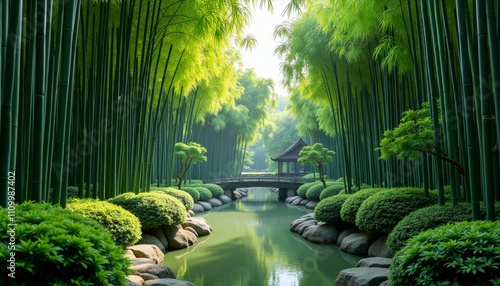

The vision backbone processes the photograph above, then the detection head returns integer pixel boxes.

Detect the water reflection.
[163,187,361,286]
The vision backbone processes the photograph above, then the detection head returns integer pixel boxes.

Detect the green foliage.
[390,220,500,286]
[203,184,225,197]
[190,186,213,201]
[319,183,347,200]
[340,188,384,224]
[314,194,351,224]
[181,187,200,202]
[297,181,319,197]
[378,103,434,160]
[174,142,208,189]
[298,143,336,185]
[305,183,326,200]
[109,192,186,230]
[356,187,436,234]
[0,202,130,285]
[67,198,142,248]
[153,188,195,211]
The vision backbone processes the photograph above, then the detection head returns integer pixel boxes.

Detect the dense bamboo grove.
[278,0,500,219]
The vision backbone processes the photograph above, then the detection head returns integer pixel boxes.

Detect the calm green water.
[163,187,362,286]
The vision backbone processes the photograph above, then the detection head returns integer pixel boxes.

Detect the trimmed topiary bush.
[181,186,200,202]
[319,183,347,200]
[297,181,319,197]
[191,186,212,201]
[340,188,384,224]
[67,198,142,248]
[314,194,351,224]
[387,203,474,253]
[203,184,224,197]
[389,220,500,286]
[154,188,195,211]
[305,183,326,200]
[356,187,436,234]
[109,192,186,230]
[0,202,130,285]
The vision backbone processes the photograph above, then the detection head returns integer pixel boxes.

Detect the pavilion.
[271,138,311,176]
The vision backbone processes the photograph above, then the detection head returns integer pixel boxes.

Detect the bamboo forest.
[1,0,500,286]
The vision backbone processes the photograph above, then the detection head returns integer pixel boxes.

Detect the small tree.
[377,102,464,174]
[174,142,207,189]
[298,143,335,187]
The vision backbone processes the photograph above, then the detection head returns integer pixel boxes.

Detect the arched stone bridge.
[203,175,314,199]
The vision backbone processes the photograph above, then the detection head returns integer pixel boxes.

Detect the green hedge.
[203,184,225,197]
[181,186,200,202]
[314,194,351,224]
[356,187,436,234]
[390,220,500,286]
[0,202,130,285]
[67,198,142,248]
[190,186,212,201]
[154,188,195,211]
[387,203,473,253]
[340,188,384,224]
[109,192,186,230]
[305,183,326,200]
[319,183,344,200]
[297,181,319,197]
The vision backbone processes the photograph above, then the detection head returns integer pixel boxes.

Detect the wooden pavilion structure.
[271,138,310,176]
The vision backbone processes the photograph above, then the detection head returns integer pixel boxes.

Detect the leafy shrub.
[319,183,346,200]
[191,186,212,201]
[0,202,130,285]
[109,192,186,229]
[389,220,500,286]
[203,184,224,197]
[297,181,319,197]
[356,187,436,234]
[67,198,142,247]
[387,203,473,253]
[314,194,351,224]
[340,188,384,224]
[181,186,200,202]
[305,183,326,200]
[154,188,195,211]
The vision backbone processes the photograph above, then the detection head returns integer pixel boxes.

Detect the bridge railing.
[203,175,315,184]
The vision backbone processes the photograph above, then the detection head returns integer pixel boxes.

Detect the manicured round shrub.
[356,187,436,234]
[0,202,130,285]
[319,183,346,200]
[340,188,384,224]
[297,181,319,197]
[181,186,200,202]
[192,186,212,201]
[203,183,225,197]
[314,194,351,224]
[305,183,326,200]
[154,187,195,211]
[109,192,186,229]
[387,203,473,253]
[389,220,500,286]
[67,198,142,247]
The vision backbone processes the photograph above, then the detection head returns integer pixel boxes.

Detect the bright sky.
[240,1,296,97]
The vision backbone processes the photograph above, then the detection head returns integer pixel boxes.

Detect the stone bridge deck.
[203,176,314,196]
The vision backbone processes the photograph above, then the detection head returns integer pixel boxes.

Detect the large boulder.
[163,224,198,249]
[182,217,212,236]
[302,224,338,244]
[127,244,165,264]
[137,234,165,253]
[197,201,212,211]
[124,249,136,260]
[289,213,315,232]
[305,200,319,209]
[300,199,311,206]
[340,232,377,255]
[130,264,176,279]
[335,267,389,286]
[147,227,169,250]
[356,257,392,268]
[368,235,392,258]
[217,195,232,204]
[129,258,156,266]
[127,275,144,286]
[144,278,197,286]
[291,197,304,205]
[207,198,222,207]
[337,227,361,246]
[286,195,301,204]
[191,203,205,213]
[295,220,318,235]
